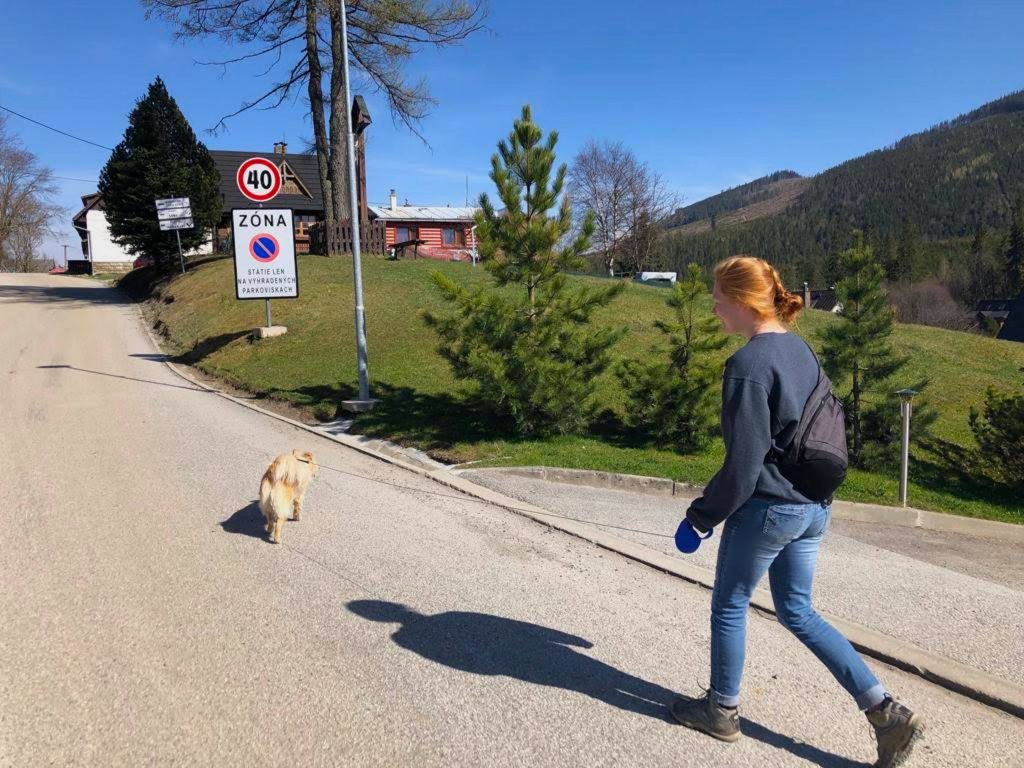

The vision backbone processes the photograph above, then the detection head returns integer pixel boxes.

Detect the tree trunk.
[305,0,335,251]
[852,364,862,462]
[328,2,352,232]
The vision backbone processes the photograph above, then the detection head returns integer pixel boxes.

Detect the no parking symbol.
[249,233,281,263]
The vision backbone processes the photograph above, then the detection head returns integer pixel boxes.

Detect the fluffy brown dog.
[259,450,319,544]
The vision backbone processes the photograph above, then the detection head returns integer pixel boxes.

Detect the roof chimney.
[273,141,288,155]
[389,189,397,211]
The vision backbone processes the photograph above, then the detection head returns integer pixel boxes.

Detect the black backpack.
[770,344,849,503]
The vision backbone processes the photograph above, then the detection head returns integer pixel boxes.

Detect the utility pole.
[340,1,375,412]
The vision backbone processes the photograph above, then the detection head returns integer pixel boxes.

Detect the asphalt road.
[2,273,1022,767]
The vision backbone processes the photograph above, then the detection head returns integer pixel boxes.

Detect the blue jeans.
[709,498,887,710]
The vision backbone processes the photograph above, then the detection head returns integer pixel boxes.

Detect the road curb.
[463,466,1024,543]
[134,307,1024,721]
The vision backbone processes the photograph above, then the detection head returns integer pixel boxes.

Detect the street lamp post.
[896,388,918,507]
[339,2,376,412]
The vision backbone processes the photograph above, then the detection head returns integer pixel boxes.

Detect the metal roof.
[976,298,1015,312]
[369,205,479,222]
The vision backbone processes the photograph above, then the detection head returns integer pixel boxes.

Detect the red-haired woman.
[670,256,922,768]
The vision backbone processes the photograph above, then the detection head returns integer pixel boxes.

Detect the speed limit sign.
[236,157,282,203]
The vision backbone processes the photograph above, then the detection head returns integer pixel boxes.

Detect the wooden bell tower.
[351,95,372,226]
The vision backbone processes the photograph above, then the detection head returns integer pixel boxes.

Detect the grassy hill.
[661,90,1024,279]
[141,255,1024,523]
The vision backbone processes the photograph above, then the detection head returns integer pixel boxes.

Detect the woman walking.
[670,256,923,768]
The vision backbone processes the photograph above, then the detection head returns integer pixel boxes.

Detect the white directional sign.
[236,157,282,203]
[155,197,190,210]
[159,217,194,231]
[157,205,192,221]
[155,197,193,229]
[232,208,298,300]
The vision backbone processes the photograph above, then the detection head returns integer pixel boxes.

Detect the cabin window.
[442,226,464,246]
[396,226,417,243]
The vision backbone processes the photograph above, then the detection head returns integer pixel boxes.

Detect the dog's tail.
[259,474,294,521]
[265,453,301,486]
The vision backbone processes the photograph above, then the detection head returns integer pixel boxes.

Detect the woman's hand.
[675,519,713,553]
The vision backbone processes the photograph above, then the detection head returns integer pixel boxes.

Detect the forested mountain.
[660,90,1024,286]
[663,171,803,230]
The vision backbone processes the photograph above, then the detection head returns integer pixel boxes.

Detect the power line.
[0,104,113,152]
[54,176,98,183]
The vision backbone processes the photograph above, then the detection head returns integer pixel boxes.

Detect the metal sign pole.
[175,229,185,274]
[265,299,272,328]
[340,2,371,406]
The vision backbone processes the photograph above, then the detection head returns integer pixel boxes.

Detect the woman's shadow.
[347,599,674,720]
[346,600,869,767]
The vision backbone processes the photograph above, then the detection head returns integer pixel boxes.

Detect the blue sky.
[3,0,1024,264]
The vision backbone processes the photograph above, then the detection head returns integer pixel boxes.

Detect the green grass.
[144,255,1024,523]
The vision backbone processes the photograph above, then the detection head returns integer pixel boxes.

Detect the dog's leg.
[269,515,283,544]
[291,496,303,522]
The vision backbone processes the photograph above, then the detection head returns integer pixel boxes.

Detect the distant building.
[996,290,1024,343]
[801,283,842,313]
[70,193,135,274]
[370,190,479,262]
[975,297,1015,333]
[209,143,325,254]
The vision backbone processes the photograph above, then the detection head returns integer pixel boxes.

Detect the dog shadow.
[221,501,268,541]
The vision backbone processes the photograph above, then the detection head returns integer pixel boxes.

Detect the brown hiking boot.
[866,698,923,768]
[669,692,742,743]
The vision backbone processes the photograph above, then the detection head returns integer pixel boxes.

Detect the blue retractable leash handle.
[675,519,713,553]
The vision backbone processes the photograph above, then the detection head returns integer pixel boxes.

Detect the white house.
[70,193,135,274]
[70,192,212,274]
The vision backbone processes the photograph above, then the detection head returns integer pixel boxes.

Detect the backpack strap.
[767,335,826,461]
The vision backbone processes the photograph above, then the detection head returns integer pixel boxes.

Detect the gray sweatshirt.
[686,331,820,532]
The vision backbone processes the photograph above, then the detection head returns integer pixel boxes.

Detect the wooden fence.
[309,220,387,256]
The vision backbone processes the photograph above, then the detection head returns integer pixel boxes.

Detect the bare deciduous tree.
[144,0,486,245]
[618,162,676,275]
[567,140,677,276]
[9,226,45,273]
[889,278,977,332]
[0,116,60,271]
[567,140,632,275]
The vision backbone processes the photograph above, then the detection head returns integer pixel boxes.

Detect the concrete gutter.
[465,466,1024,544]
[137,310,1024,720]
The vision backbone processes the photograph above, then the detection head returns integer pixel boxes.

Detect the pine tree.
[99,77,221,271]
[618,264,728,451]
[818,231,932,467]
[1005,203,1024,294]
[879,231,900,282]
[971,220,987,258]
[895,219,921,283]
[970,367,1024,490]
[423,106,625,435]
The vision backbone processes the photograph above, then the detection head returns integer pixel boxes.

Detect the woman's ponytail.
[767,265,804,323]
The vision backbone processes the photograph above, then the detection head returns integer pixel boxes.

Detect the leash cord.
[303,459,677,540]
